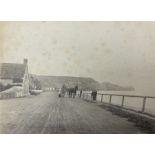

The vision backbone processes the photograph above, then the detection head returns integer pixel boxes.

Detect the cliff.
[36,75,134,91]
[37,75,99,90]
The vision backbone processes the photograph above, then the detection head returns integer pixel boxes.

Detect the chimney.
[23,58,28,65]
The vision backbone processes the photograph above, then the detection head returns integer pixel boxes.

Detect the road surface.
[0,92,143,133]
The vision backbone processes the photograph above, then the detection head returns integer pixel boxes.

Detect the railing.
[82,92,155,115]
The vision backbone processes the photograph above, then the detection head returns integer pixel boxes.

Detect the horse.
[67,85,78,98]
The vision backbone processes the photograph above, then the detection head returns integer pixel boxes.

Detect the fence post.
[101,94,103,103]
[109,95,112,104]
[121,96,125,107]
[142,97,147,112]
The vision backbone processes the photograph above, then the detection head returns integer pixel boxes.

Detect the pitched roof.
[0,63,26,79]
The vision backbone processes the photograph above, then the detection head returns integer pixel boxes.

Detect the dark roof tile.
[0,63,26,79]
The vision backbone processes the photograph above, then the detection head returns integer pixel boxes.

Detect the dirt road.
[0,92,143,133]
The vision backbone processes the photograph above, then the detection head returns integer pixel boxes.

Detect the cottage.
[0,59,30,96]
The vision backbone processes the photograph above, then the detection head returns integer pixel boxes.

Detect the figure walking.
[91,89,97,101]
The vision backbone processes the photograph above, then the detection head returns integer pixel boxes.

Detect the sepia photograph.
[0,21,155,134]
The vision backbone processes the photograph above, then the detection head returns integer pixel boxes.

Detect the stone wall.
[0,86,26,99]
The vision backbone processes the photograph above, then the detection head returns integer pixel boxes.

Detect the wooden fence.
[82,92,155,115]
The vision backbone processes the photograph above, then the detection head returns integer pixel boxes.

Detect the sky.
[0,22,155,94]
